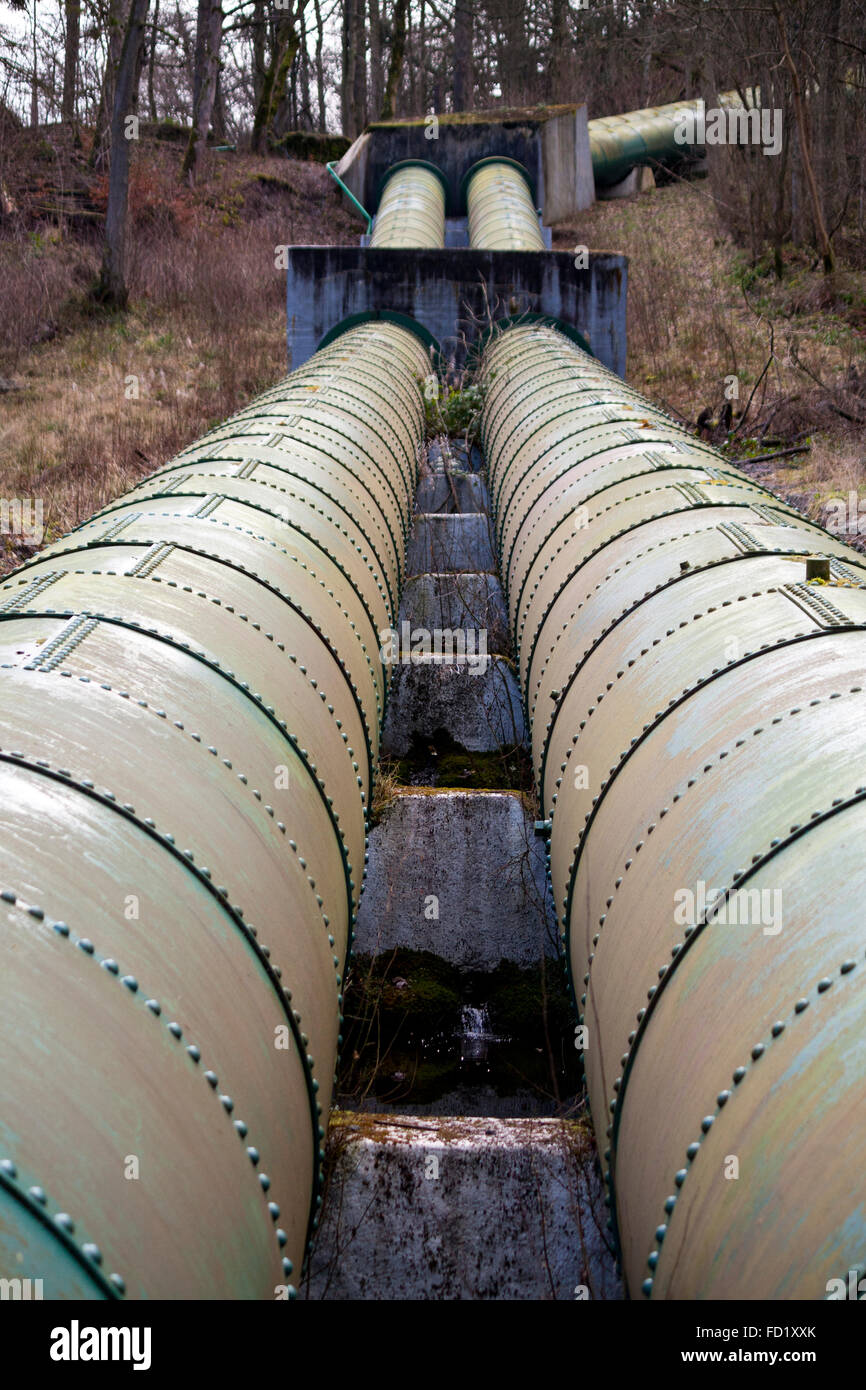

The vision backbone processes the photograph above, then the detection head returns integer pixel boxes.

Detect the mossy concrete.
[381,656,525,755]
[303,1113,622,1300]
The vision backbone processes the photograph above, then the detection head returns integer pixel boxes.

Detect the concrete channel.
[303,434,622,1301]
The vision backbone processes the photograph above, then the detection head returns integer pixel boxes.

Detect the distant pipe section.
[588,92,746,189]
[480,320,866,1299]
[465,158,545,251]
[0,319,430,1298]
[369,161,446,248]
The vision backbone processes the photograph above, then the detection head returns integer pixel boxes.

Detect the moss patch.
[390,730,533,791]
[368,103,581,131]
[486,960,574,1040]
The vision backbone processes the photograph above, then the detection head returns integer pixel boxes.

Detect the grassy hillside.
[0,130,358,572]
[1,128,864,576]
[553,184,866,544]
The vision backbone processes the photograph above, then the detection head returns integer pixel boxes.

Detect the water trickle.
[459,1003,496,1060]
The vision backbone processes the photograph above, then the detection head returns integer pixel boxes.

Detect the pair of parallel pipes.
[3,137,864,1298]
[370,157,543,250]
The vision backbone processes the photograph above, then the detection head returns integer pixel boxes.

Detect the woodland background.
[1,0,864,573]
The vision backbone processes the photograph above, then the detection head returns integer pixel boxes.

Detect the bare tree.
[181,0,223,180]
[312,0,326,129]
[92,0,151,308]
[62,0,82,123]
[380,0,407,119]
[145,0,159,119]
[369,0,383,116]
[773,0,835,273]
[453,0,472,111]
[90,0,130,167]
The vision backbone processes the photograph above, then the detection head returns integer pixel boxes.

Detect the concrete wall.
[286,247,628,374]
[303,1114,622,1300]
[541,108,595,222]
[354,790,555,968]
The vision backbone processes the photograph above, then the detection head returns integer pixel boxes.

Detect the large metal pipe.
[0,319,429,1299]
[369,160,447,248]
[480,321,866,1299]
[589,92,746,189]
[464,158,545,251]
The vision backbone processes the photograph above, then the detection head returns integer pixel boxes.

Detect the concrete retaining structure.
[334,106,595,222]
[303,1114,622,1301]
[353,789,554,967]
[285,247,628,374]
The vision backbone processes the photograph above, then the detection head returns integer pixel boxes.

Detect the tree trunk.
[298,5,311,128]
[30,1,39,128]
[146,0,159,121]
[369,0,383,116]
[182,0,223,181]
[62,0,82,124]
[93,0,151,309]
[251,13,302,152]
[212,68,227,142]
[341,0,353,134]
[252,0,267,109]
[380,0,407,119]
[418,0,425,114]
[191,0,208,112]
[351,0,367,132]
[773,0,835,273]
[90,0,130,168]
[313,0,326,130]
[453,0,472,112]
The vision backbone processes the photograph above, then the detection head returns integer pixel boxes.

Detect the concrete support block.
[541,105,595,219]
[406,513,496,574]
[333,131,371,217]
[335,106,593,223]
[354,789,554,966]
[303,1114,622,1300]
[597,163,655,200]
[415,471,489,513]
[381,655,525,756]
[286,247,628,376]
[398,573,509,654]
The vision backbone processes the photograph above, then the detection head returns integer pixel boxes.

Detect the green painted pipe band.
[0,319,429,1299]
[480,320,866,1300]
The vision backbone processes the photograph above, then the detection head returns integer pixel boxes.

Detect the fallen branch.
[731,445,811,467]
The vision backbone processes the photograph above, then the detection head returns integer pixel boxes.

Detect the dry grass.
[553,179,866,530]
[0,134,359,573]
[3,139,864,574]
